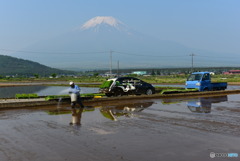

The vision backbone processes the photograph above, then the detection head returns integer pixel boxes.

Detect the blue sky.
[0,0,239,64]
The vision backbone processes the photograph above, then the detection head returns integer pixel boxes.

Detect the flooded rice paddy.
[0,84,239,98]
[0,86,99,98]
[0,94,240,161]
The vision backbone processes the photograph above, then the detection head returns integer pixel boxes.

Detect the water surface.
[0,86,99,98]
[0,84,239,98]
[0,94,240,161]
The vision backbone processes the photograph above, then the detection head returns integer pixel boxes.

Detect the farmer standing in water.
[69,81,84,108]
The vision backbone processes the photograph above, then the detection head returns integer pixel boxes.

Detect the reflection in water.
[48,102,154,122]
[69,108,84,126]
[187,96,228,113]
[100,102,154,121]
[48,95,229,126]
[162,95,228,113]
[47,101,153,126]
[48,106,95,115]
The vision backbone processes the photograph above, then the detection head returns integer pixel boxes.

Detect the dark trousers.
[71,95,84,108]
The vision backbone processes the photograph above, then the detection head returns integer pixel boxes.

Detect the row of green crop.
[160,88,198,94]
[45,93,105,101]
[2,72,240,84]
[15,93,39,99]
[15,89,199,99]
[15,93,105,100]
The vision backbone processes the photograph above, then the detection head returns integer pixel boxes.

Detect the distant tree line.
[90,67,240,76]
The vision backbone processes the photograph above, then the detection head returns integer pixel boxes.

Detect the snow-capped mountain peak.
[81,16,124,30]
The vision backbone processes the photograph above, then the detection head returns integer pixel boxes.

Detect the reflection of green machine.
[100,109,117,121]
[161,98,185,105]
[100,101,154,121]
[187,95,228,113]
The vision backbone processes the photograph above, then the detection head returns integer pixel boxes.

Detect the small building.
[223,70,240,75]
[132,71,147,75]
[103,73,117,77]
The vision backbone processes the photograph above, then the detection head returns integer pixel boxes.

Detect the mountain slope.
[10,16,240,69]
[0,55,75,76]
[81,16,125,30]
[13,16,191,69]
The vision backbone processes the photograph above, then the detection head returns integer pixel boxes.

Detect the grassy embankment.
[1,74,240,87]
[10,74,240,98]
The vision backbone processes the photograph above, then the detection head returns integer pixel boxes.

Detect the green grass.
[160,88,199,94]
[44,95,69,101]
[15,93,38,99]
[81,93,105,97]
[2,73,240,85]
[45,93,105,101]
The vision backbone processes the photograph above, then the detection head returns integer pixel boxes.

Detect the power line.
[1,48,240,60]
[109,50,113,76]
[197,55,240,59]
[114,51,187,57]
[0,48,107,55]
[0,48,193,58]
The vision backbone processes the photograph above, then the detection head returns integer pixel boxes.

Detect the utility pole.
[109,50,113,76]
[117,60,119,77]
[190,53,195,72]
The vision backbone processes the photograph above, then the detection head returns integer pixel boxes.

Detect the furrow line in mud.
[138,113,240,136]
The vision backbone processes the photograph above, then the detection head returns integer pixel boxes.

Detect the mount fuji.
[80,16,129,33]
[10,16,238,70]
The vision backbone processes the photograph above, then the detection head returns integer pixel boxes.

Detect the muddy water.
[0,95,240,161]
[0,86,99,98]
[0,84,239,98]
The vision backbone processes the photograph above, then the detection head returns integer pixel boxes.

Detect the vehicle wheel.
[221,87,226,90]
[105,93,112,97]
[145,89,153,95]
[203,88,209,91]
[114,88,124,96]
